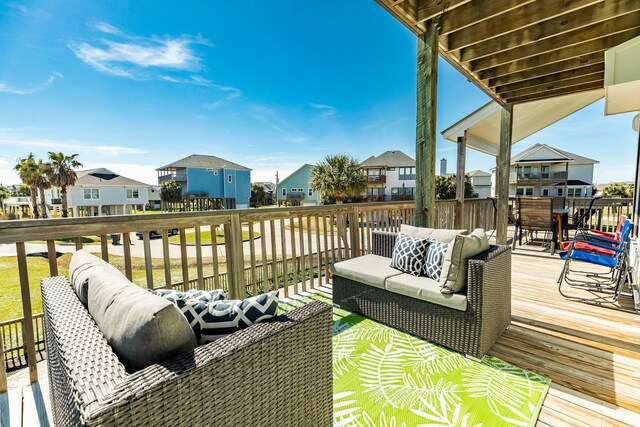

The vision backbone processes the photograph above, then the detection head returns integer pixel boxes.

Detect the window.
[557,188,563,196]
[541,188,550,196]
[308,188,313,196]
[391,187,415,196]
[282,188,287,196]
[567,188,582,197]
[366,168,382,176]
[516,187,533,196]
[398,167,416,180]
[206,168,214,171]
[214,170,218,175]
[228,174,232,183]
[367,188,382,196]
[126,188,139,199]
[83,188,99,200]
[541,165,550,179]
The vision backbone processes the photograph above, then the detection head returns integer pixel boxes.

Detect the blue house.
[277,164,319,206]
[157,154,252,209]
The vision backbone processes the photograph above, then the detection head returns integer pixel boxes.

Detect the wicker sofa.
[41,276,333,427]
[333,230,511,359]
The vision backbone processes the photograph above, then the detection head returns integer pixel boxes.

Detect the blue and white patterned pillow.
[180,291,280,343]
[423,239,449,280]
[390,233,431,276]
[153,289,227,310]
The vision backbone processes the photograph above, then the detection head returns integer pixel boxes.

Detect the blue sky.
[1,0,638,186]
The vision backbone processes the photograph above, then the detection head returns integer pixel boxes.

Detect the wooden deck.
[2,240,639,426]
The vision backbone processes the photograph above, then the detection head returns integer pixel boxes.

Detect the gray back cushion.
[439,228,490,293]
[400,224,467,243]
[69,249,123,305]
[73,251,197,372]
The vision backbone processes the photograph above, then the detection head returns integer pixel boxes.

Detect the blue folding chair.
[557,220,633,306]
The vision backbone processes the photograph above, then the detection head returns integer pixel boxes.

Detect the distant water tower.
[440,158,447,176]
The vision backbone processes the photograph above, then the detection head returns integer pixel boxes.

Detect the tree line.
[2,152,83,218]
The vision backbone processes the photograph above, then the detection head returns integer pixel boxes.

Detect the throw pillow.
[390,233,431,276]
[180,291,280,343]
[439,228,490,294]
[153,289,227,309]
[423,239,449,280]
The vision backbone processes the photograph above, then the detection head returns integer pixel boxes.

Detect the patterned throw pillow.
[390,233,431,276]
[423,239,449,280]
[153,289,227,310]
[180,291,280,343]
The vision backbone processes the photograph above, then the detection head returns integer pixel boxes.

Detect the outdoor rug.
[279,289,550,427]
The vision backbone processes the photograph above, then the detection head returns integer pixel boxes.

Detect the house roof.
[75,168,149,187]
[254,181,276,191]
[467,169,491,177]
[157,154,252,171]
[278,164,314,186]
[360,150,415,168]
[554,180,591,186]
[511,143,599,164]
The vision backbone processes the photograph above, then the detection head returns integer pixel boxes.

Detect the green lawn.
[167,229,258,245]
[0,254,228,321]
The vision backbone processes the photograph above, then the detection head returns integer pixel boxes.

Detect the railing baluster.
[260,221,268,293]
[195,226,204,289]
[248,222,258,296]
[179,228,189,291]
[162,232,172,288]
[359,210,366,255]
[100,234,109,262]
[323,215,330,282]
[142,233,154,289]
[15,242,37,384]
[270,220,278,292]
[210,225,221,290]
[280,218,288,298]
[298,215,306,292]
[306,216,314,289]
[123,233,133,281]
[330,213,336,263]
[46,240,58,277]
[315,215,323,287]
[289,217,298,294]
[75,236,83,250]
[0,324,6,393]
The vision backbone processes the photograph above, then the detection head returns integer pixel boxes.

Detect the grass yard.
[0,254,228,321]
[284,218,329,232]
[167,229,257,245]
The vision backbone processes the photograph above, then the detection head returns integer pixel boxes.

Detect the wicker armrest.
[94,301,333,426]
[372,230,398,257]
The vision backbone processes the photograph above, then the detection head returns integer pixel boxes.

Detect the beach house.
[156,154,252,209]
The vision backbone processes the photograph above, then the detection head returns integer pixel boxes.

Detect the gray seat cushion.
[331,254,403,289]
[81,253,197,372]
[69,249,124,305]
[385,273,468,311]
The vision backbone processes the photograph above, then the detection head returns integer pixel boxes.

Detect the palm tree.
[310,154,367,204]
[35,160,52,218]
[46,152,83,217]
[14,154,40,219]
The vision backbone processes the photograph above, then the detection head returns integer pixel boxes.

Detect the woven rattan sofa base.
[333,231,512,359]
[41,276,333,427]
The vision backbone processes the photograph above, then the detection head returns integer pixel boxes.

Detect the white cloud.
[0,136,146,155]
[249,105,308,144]
[69,23,210,81]
[0,72,62,95]
[309,103,337,118]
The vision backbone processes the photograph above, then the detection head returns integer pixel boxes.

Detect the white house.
[468,170,492,198]
[491,144,598,198]
[361,150,416,201]
[45,168,150,217]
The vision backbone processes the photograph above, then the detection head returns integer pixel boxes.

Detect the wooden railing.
[0,198,497,389]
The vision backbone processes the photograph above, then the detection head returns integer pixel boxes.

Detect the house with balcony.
[157,154,252,209]
[492,143,598,198]
[360,150,416,201]
[43,168,150,217]
[276,164,319,206]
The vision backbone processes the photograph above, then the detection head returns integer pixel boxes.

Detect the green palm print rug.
[279,289,550,427]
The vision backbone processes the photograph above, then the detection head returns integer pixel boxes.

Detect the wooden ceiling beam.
[460,0,640,62]
[416,0,471,24]
[439,0,537,36]
[504,81,604,104]
[373,0,423,35]
[483,52,604,83]
[494,63,605,93]
[448,0,602,51]
[470,26,640,73]
[499,72,604,99]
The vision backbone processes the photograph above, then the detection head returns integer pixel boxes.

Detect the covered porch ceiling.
[374,0,640,105]
[441,89,604,156]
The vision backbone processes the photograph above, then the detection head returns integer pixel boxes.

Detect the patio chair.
[512,197,557,255]
[561,195,603,240]
[557,219,633,306]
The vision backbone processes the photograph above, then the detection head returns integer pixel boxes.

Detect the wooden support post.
[497,104,514,245]
[16,242,38,383]
[415,19,439,228]
[224,214,245,299]
[349,207,360,258]
[456,131,467,229]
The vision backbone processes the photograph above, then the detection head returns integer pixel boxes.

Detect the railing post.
[456,132,467,229]
[224,214,245,299]
[0,325,6,393]
[350,206,360,258]
[16,242,38,384]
